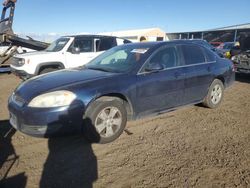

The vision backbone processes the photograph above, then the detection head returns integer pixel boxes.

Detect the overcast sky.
[12,0,250,36]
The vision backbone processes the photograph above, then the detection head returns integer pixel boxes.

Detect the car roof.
[121,40,208,49]
[62,34,124,39]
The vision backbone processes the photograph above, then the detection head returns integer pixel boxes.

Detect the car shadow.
[39,135,98,188]
[235,73,250,84]
[40,101,99,188]
[0,120,27,188]
[5,98,99,187]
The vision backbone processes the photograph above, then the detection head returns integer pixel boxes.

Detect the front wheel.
[39,67,58,75]
[83,97,127,144]
[203,79,224,109]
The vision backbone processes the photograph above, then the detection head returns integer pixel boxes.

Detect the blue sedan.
[8,41,235,143]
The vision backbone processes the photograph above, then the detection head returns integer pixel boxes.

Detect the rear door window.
[95,37,117,52]
[181,45,206,65]
[203,47,216,62]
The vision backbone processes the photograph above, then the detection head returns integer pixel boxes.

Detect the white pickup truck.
[10,35,131,80]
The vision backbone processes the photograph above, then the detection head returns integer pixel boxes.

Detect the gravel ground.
[0,73,250,188]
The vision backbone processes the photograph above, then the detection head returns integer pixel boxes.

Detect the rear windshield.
[181,45,205,65]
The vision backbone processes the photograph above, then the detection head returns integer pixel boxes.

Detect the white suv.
[10,35,131,80]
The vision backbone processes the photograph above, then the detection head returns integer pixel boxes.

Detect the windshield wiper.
[86,66,114,73]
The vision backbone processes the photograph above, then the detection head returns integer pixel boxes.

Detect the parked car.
[217,42,236,58]
[217,42,235,52]
[231,36,250,73]
[10,35,131,80]
[210,42,223,48]
[8,41,235,143]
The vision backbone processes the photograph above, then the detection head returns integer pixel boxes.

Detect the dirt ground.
[0,73,250,188]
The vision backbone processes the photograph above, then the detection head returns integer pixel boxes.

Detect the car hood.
[14,51,55,58]
[15,68,117,101]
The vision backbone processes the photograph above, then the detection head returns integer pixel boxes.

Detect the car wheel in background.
[39,67,58,75]
[203,79,224,109]
[83,97,127,144]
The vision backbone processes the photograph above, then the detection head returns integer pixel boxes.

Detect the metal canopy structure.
[167,23,250,43]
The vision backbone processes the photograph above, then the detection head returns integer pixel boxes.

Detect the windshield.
[85,45,149,73]
[45,37,70,52]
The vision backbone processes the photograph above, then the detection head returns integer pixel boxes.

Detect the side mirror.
[145,62,164,72]
[71,47,80,54]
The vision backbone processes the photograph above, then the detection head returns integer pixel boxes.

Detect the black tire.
[39,67,58,75]
[203,79,224,109]
[83,97,127,144]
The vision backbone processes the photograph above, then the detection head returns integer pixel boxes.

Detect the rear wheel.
[83,97,127,144]
[203,79,224,108]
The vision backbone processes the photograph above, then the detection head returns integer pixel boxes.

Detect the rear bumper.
[235,66,250,73]
[234,61,250,73]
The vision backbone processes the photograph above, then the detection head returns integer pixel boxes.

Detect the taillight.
[232,63,236,72]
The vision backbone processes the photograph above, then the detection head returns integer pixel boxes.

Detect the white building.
[100,28,168,42]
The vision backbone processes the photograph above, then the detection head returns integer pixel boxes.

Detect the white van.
[10,35,131,80]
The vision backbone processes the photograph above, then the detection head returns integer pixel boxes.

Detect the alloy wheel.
[94,106,122,138]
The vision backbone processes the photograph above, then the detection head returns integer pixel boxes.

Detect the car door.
[180,44,214,104]
[136,45,185,116]
[65,37,97,68]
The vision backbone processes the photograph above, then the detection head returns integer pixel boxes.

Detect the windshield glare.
[45,37,70,52]
[86,45,148,73]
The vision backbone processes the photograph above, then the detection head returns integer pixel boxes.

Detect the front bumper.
[8,98,85,137]
[10,67,33,80]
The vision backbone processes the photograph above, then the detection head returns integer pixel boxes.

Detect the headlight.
[12,58,25,67]
[28,90,77,108]
[18,58,25,66]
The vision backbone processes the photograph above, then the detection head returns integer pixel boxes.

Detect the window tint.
[72,38,93,52]
[147,46,178,69]
[203,47,216,62]
[181,45,205,65]
[96,37,117,52]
